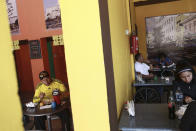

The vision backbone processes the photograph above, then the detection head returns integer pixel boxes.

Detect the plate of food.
[26,102,38,108]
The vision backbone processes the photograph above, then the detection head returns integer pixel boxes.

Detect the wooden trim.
[134,0,180,7]
[98,0,118,131]
[46,37,53,42]
[19,40,28,45]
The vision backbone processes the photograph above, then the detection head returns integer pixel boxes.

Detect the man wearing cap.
[33,71,71,131]
[174,61,196,104]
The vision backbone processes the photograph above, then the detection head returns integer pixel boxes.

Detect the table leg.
[47,115,52,131]
[145,88,148,103]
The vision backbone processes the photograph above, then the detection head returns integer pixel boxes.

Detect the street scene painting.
[145,12,196,65]
[6,0,20,34]
[43,0,62,30]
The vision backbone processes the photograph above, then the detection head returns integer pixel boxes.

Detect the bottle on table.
[51,101,56,109]
[168,90,175,119]
[136,74,145,83]
[52,89,61,106]
[154,75,158,81]
[175,87,183,107]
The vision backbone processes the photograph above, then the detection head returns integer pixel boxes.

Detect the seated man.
[33,71,70,131]
[156,52,175,68]
[134,53,154,79]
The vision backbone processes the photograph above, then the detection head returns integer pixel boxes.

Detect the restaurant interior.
[1,0,196,131]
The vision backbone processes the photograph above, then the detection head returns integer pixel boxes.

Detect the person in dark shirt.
[173,61,196,104]
[173,61,196,131]
[180,101,196,131]
[154,52,174,68]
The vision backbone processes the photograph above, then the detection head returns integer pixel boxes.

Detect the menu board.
[29,40,42,59]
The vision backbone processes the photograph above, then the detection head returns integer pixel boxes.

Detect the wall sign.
[29,40,42,59]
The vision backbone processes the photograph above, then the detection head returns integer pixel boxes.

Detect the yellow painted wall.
[135,0,196,58]
[108,0,133,117]
[59,0,110,131]
[0,0,23,131]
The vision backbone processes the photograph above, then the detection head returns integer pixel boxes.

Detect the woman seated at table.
[135,53,154,80]
[173,61,196,104]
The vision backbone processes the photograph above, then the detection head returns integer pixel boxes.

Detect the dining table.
[133,76,174,86]
[118,104,180,131]
[133,76,174,103]
[23,101,69,131]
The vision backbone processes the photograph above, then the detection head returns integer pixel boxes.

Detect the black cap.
[176,61,192,74]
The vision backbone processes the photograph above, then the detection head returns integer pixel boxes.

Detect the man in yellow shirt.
[33,71,70,131]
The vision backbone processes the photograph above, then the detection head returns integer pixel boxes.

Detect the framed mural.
[6,0,20,34]
[43,0,62,30]
[145,12,196,65]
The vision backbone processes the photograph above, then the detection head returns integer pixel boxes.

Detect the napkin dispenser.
[126,100,135,116]
[175,105,187,119]
[26,102,37,108]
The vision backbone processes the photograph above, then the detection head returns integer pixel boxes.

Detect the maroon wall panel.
[52,45,69,88]
[40,38,50,74]
[14,44,34,93]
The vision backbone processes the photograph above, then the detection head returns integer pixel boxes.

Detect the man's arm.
[59,84,70,101]
[142,73,154,79]
[33,83,45,103]
[53,79,70,101]
[161,57,175,68]
[136,72,154,80]
[33,88,51,105]
[33,89,41,103]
